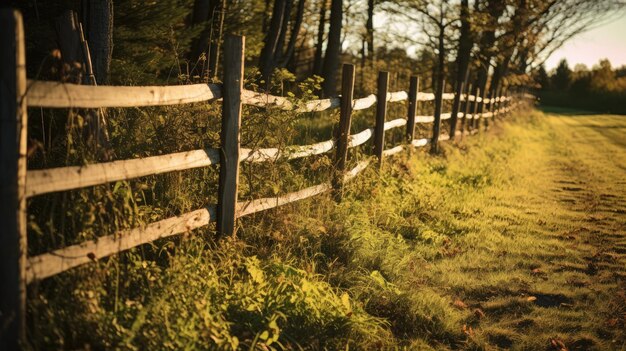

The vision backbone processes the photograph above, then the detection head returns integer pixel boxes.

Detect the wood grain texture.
[374,72,389,166]
[240,139,335,163]
[384,118,407,130]
[26,149,220,197]
[26,80,221,108]
[348,127,373,148]
[241,90,407,112]
[382,145,404,157]
[26,206,216,283]
[216,35,244,236]
[0,10,28,347]
[352,94,376,110]
[386,91,407,102]
[411,138,430,147]
[237,184,331,217]
[406,76,419,142]
[333,64,355,201]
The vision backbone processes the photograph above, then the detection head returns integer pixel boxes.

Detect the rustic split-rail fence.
[0,9,530,347]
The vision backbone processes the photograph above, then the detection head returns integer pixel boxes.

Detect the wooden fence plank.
[382,145,404,157]
[216,35,244,236]
[26,80,222,108]
[26,149,220,197]
[352,94,377,110]
[406,76,419,142]
[0,9,27,348]
[384,118,407,130]
[374,72,389,167]
[332,64,355,202]
[241,140,334,163]
[26,206,216,283]
[348,127,373,148]
[241,90,406,112]
[387,91,407,102]
[238,184,331,217]
[411,138,429,148]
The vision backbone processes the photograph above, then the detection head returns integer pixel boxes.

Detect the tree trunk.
[313,0,327,76]
[278,0,305,67]
[259,0,288,84]
[190,0,218,77]
[275,0,293,63]
[321,0,342,96]
[472,0,505,129]
[82,0,113,84]
[207,0,226,81]
[262,0,272,33]
[365,0,374,63]
[449,0,472,137]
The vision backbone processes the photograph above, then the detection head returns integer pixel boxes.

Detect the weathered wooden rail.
[0,10,526,348]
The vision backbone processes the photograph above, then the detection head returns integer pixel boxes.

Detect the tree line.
[535,59,626,114]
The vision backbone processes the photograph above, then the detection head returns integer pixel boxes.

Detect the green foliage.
[112,0,202,84]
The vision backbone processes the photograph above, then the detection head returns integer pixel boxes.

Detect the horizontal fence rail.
[26,80,506,110]
[27,80,223,108]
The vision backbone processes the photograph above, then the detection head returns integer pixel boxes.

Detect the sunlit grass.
[28,108,626,350]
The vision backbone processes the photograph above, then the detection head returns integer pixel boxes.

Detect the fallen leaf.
[606,318,619,327]
[453,300,468,309]
[462,324,474,337]
[550,338,568,351]
[527,296,537,302]
[474,308,485,319]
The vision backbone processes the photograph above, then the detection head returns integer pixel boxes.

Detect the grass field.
[30,108,626,350]
[396,108,626,350]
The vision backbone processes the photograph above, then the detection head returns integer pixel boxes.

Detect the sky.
[544,12,626,71]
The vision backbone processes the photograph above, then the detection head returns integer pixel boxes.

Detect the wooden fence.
[0,10,528,347]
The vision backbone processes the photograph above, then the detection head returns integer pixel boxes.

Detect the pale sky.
[544,12,626,70]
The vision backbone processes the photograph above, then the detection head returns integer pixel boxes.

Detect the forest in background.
[535,59,626,114]
[13,0,623,97]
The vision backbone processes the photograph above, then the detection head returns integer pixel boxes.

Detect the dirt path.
[538,112,626,348]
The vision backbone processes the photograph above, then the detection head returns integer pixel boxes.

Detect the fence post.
[484,90,492,131]
[431,79,445,153]
[0,9,28,350]
[405,76,418,143]
[373,71,389,168]
[460,83,472,136]
[216,35,244,236]
[472,88,481,131]
[332,64,355,202]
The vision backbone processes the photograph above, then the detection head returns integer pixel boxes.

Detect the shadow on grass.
[537,105,599,116]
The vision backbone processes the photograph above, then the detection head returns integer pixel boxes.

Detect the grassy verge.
[28,109,626,350]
